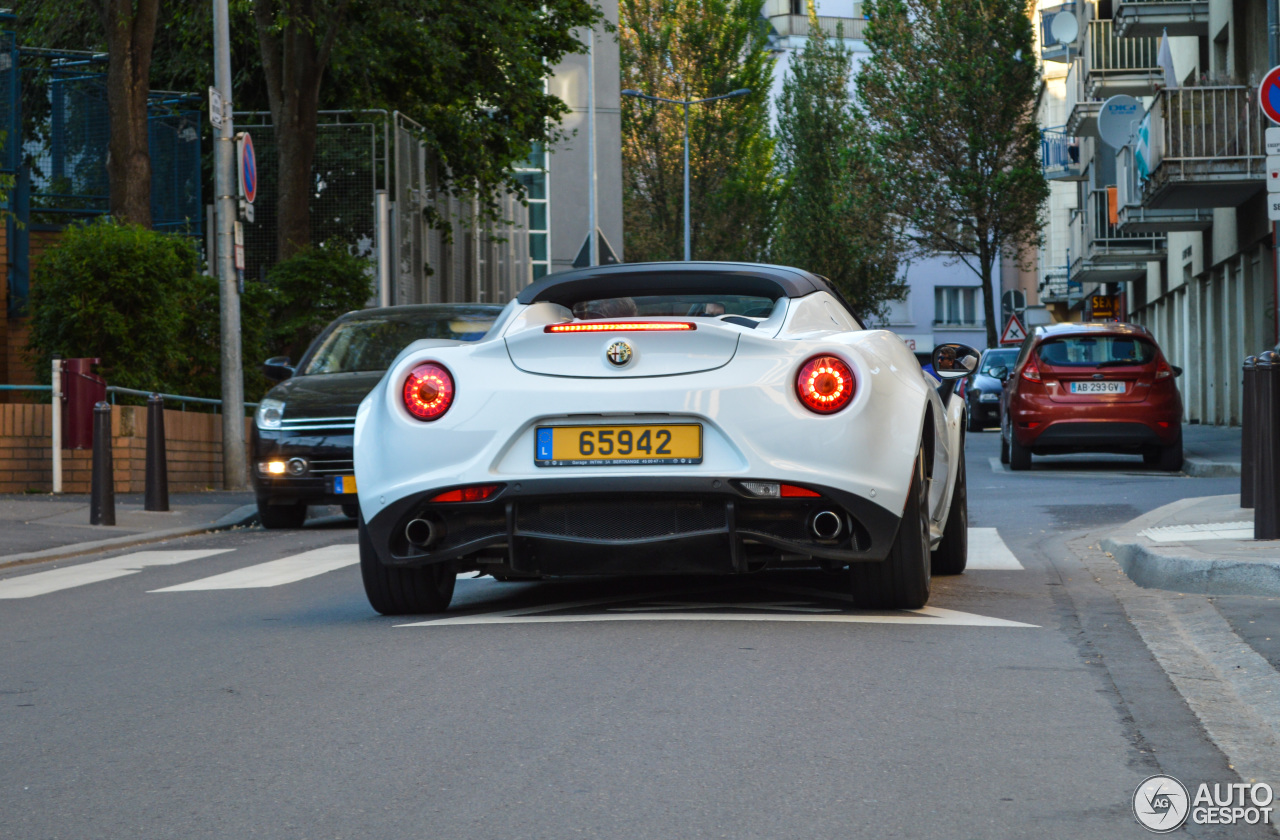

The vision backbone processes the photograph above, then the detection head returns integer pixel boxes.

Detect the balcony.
[767,14,868,39]
[1066,21,1160,136]
[1040,3,1081,63]
[1141,86,1265,209]
[1113,0,1209,39]
[1114,143,1213,232]
[1069,189,1165,284]
[1042,127,1085,181]
[1083,20,1160,98]
[1040,270,1084,304]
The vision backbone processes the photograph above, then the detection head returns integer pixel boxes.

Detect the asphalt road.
[1,432,1275,839]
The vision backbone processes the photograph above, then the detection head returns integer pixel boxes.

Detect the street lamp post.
[621,88,751,261]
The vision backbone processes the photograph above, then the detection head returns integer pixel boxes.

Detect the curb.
[1100,535,1280,598]
[0,504,260,571]
[1183,456,1241,478]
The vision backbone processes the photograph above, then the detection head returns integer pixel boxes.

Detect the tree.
[857,0,1048,346]
[253,0,603,260]
[619,0,776,262]
[772,10,905,319]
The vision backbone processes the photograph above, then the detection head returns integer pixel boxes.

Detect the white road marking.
[0,550,233,599]
[966,528,1025,570]
[150,545,357,592]
[1139,522,1253,542]
[987,456,1167,479]
[398,605,1036,628]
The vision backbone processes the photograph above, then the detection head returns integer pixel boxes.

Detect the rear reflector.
[740,481,822,498]
[545,321,697,333]
[781,484,821,498]
[429,484,502,503]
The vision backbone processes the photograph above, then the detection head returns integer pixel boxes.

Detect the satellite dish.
[1049,11,1079,46]
[1098,95,1143,148]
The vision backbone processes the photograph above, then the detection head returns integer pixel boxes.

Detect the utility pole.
[213,0,246,489]
[587,24,599,267]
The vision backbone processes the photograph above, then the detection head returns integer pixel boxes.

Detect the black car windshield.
[980,349,1018,375]
[1037,336,1156,367]
[301,313,497,375]
[570,294,777,320]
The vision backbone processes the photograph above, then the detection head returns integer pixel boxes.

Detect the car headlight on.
[256,398,285,430]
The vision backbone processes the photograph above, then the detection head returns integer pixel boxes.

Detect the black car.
[252,304,504,528]
[965,346,1019,431]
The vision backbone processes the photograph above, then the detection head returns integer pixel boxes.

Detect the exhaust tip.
[405,517,439,548]
[811,510,843,541]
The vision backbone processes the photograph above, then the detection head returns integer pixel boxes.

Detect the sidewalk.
[0,491,257,569]
[1181,423,1242,477]
[1101,493,1278,597]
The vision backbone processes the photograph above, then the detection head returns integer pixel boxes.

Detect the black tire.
[1009,432,1032,471]
[966,403,983,433]
[851,452,931,609]
[341,503,359,519]
[359,515,455,615]
[257,498,307,529]
[1158,434,1184,472]
[1142,446,1160,467]
[932,449,968,575]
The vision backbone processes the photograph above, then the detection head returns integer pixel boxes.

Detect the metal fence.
[1147,86,1264,176]
[1041,127,1082,179]
[1086,19,1158,76]
[232,111,387,284]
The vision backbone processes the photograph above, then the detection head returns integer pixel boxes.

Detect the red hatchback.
[997,323,1183,471]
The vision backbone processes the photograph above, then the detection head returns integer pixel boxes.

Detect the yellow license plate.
[535,424,702,466]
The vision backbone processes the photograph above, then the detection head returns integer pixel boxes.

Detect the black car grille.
[307,459,355,476]
[516,497,727,541]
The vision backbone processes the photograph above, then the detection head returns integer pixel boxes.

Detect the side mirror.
[989,365,1010,382]
[1172,365,1183,378]
[262,356,294,382]
[931,343,980,381]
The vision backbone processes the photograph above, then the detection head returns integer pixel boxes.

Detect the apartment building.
[1035,0,1273,425]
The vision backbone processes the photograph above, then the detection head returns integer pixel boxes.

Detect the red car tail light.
[780,484,821,498]
[1155,358,1174,380]
[796,355,855,414]
[403,362,455,421]
[545,321,696,333]
[430,484,501,503]
[1020,356,1042,382]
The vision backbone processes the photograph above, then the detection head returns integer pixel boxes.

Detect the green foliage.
[857,0,1048,346]
[772,15,905,320]
[620,0,777,262]
[25,221,369,401]
[26,221,202,392]
[263,241,374,363]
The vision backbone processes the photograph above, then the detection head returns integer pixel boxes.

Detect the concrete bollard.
[145,393,169,512]
[1242,355,1257,509]
[1254,351,1280,540]
[89,401,115,526]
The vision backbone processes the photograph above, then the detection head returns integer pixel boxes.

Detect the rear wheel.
[966,403,983,433]
[1157,434,1183,472]
[851,452,930,609]
[932,450,968,575]
[1000,417,1011,464]
[257,498,307,529]
[1009,432,1032,471]
[359,515,456,615]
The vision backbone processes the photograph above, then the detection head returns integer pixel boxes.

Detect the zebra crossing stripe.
[0,550,233,599]
[149,544,358,592]
[966,528,1025,570]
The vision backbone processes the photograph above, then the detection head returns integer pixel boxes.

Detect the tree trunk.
[980,246,999,349]
[255,0,348,262]
[102,0,159,227]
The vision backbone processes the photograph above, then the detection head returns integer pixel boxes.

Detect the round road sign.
[238,133,258,204]
[1261,66,1280,125]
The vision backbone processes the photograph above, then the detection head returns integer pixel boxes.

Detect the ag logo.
[1134,774,1190,833]
[606,340,633,367]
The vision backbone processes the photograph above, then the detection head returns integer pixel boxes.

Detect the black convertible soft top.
[516,261,863,322]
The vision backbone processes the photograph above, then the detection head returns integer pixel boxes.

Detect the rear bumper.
[364,476,903,573]
[1016,420,1176,451]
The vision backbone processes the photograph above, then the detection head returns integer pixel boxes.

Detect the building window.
[934,286,982,326]
[514,142,550,282]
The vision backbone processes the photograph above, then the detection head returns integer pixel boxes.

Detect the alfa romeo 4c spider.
[353,262,976,615]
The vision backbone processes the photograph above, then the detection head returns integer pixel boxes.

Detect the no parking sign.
[1260,66,1280,125]
[237,132,257,204]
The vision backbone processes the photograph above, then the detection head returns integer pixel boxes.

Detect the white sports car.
[353,262,977,615]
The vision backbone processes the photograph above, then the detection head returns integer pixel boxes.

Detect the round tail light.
[796,355,855,414]
[403,362,455,421]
